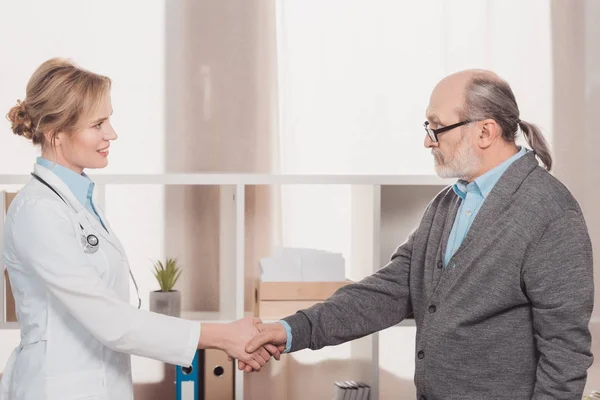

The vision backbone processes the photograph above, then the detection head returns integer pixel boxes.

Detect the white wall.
[0,0,166,174]
[0,0,168,394]
[276,0,553,176]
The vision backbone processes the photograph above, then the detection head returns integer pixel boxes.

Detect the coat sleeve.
[8,197,201,367]
[522,208,594,399]
[281,229,415,352]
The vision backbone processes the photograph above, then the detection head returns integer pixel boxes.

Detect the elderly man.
[245,70,594,400]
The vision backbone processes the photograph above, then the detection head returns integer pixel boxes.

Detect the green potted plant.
[149,257,182,317]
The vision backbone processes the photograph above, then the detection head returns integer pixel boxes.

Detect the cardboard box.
[255,280,352,320]
[258,280,352,301]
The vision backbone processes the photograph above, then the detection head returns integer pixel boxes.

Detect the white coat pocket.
[45,369,107,400]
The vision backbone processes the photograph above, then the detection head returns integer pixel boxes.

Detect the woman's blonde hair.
[6,58,111,148]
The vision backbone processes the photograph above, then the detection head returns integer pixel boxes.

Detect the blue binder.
[176,350,200,400]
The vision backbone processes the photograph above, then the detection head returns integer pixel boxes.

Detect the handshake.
[198,317,288,372]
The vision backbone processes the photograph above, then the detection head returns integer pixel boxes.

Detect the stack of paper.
[259,247,345,282]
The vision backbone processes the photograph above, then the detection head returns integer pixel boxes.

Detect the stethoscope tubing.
[30,172,141,309]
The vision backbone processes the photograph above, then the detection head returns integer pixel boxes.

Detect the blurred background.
[0,0,598,399]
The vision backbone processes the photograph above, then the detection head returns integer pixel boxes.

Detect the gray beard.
[433,139,481,180]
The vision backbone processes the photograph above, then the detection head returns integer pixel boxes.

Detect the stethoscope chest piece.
[83,233,100,254]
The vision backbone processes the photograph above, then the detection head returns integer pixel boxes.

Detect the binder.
[200,348,234,399]
[347,381,359,400]
[176,350,200,400]
[176,350,234,400]
[333,381,348,400]
[359,382,370,400]
[333,381,370,400]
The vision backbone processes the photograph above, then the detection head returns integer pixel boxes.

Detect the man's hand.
[199,317,281,371]
[236,322,288,372]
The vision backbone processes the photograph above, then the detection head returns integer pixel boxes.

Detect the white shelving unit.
[0,174,452,186]
[0,173,453,400]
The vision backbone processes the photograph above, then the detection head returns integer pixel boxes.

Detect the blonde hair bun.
[7,100,37,141]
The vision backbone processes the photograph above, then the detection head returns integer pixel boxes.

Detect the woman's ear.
[44,131,54,145]
[46,131,63,147]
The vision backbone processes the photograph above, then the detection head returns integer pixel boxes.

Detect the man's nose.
[424,134,437,149]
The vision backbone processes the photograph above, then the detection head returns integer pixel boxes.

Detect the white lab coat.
[0,164,201,400]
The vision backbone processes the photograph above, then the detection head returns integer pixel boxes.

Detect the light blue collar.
[453,146,528,200]
[36,157,95,207]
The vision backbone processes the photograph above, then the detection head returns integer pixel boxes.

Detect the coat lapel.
[426,194,461,297]
[89,203,126,257]
[445,151,540,265]
[79,208,125,257]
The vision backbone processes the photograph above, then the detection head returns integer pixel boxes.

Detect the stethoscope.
[31,172,142,309]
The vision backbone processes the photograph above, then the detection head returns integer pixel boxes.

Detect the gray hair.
[461,76,552,171]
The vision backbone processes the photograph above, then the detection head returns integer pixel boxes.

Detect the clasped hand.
[211,317,288,372]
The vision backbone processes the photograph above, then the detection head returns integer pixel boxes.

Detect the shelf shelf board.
[179,310,417,329]
[180,311,267,324]
[180,311,235,323]
[395,318,416,327]
[0,174,453,186]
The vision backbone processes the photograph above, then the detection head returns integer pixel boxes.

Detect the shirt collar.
[452,146,528,200]
[36,157,95,206]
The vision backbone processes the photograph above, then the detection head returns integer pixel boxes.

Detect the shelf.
[395,319,416,327]
[0,174,454,186]
[180,311,234,323]
[180,310,415,326]
[1,175,443,400]
[180,311,292,325]
[0,317,413,332]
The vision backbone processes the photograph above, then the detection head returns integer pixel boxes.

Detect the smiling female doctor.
[0,58,278,400]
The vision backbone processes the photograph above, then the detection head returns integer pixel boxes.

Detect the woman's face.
[45,93,117,174]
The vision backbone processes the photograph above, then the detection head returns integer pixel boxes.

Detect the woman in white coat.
[1,58,278,400]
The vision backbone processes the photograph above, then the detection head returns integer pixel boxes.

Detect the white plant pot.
[149,290,181,317]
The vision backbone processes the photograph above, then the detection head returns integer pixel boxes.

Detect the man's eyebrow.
[426,113,441,124]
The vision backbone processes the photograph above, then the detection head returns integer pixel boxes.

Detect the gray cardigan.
[283,152,594,400]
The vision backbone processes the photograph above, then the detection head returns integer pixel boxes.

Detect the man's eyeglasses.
[423,120,472,143]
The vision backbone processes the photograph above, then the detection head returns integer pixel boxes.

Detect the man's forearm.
[282,250,413,352]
